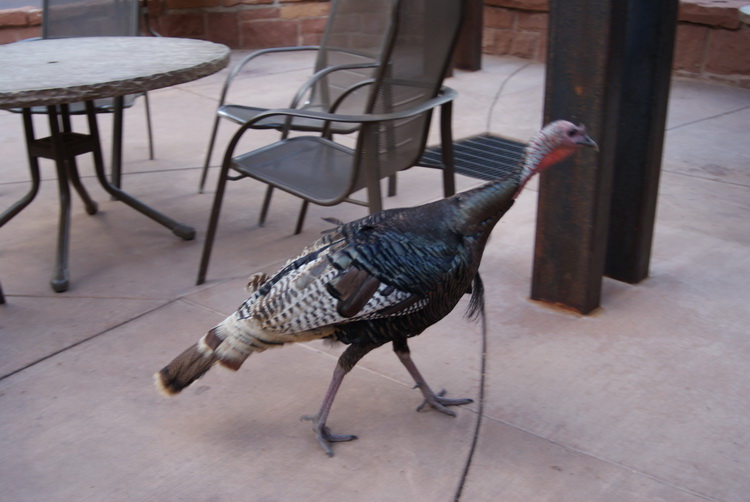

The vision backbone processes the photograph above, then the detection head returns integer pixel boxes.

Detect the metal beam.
[606,0,678,283]
[531,0,678,312]
[453,0,483,71]
[531,0,627,314]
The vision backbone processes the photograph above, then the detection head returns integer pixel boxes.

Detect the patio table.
[0,36,230,292]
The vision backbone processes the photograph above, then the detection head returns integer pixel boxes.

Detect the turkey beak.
[579,134,599,152]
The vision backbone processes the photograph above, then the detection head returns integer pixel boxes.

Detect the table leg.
[51,158,71,292]
[84,101,195,241]
[68,162,98,215]
[47,105,72,292]
[0,110,42,227]
[59,104,98,215]
[111,95,124,190]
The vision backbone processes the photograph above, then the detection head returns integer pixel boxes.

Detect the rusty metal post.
[453,0,482,71]
[605,0,678,283]
[531,0,627,314]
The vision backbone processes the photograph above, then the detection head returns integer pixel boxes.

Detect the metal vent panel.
[420,134,525,181]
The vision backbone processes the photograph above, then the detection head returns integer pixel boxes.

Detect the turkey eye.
[567,128,578,137]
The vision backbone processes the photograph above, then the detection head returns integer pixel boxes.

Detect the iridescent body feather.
[155,121,597,456]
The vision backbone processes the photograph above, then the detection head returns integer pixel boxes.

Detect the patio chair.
[198,0,395,193]
[20,0,156,188]
[197,0,466,285]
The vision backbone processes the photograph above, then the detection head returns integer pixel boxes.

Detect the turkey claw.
[416,388,473,416]
[301,414,358,457]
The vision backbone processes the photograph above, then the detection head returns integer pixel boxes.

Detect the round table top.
[0,37,230,109]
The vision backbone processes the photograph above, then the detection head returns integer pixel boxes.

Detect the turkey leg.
[301,342,375,456]
[393,338,473,415]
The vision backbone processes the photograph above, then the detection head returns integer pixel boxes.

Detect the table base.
[0,102,195,292]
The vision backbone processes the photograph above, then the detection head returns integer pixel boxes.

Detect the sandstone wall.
[1,0,747,87]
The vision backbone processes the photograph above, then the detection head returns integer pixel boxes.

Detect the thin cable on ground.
[453,277,488,502]
[485,62,534,132]
[453,62,534,500]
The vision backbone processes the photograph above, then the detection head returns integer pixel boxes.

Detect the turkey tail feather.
[466,273,485,322]
[154,343,219,396]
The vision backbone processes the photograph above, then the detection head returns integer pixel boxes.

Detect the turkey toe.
[301,414,357,457]
[416,388,473,415]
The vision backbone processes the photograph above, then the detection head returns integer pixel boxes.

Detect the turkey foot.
[301,414,358,457]
[416,388,473,416]
[302,362,361,456]
[394,344,473,416]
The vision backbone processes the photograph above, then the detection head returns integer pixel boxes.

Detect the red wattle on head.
[535,146,577,174]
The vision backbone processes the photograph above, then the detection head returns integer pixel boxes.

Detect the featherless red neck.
[514,121,597,198]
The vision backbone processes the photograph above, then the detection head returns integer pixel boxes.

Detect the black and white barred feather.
[155,120,597,396]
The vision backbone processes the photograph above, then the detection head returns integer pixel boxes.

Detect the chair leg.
[439,101,456,197]
[0,280,5,304]
[197,161,233,285]
[387,174,397,197]
[199,114,222,193]
[144,92,155,160]
[363,130,383,214]
[294,200,309,235]
[258,185,274,227]
[367,177,383,214]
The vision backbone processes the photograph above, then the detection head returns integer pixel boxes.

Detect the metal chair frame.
[198,0,396,192]
[197,0,466,285]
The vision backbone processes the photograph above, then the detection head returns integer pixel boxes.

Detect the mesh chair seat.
[233,137,356,205]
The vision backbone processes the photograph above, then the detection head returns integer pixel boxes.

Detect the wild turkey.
[155,120,597,456]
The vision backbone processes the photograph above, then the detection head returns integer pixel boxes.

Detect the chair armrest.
[221,86,458,165]
[256,86,457,125]
[140,0,161,37]
[217,46,321,107]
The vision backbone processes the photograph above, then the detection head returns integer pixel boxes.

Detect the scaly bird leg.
[301,343,375,456]
[300,365,357,456]
[393,339,473,416]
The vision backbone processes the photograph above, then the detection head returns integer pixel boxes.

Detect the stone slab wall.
[1,0,748,87]
[0,6,41,44]
[483,0,750,88]
[673,0,750,86]
[145,0,331,49]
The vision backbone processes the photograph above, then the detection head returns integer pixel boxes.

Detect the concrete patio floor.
[1,51,749,501]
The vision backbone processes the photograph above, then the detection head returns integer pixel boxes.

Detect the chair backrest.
[42,0,140,39]
[306,0,395,115]
[354,0,466,188]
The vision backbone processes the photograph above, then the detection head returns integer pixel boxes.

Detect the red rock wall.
[482,0,750,88]
[1,0,748,87]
